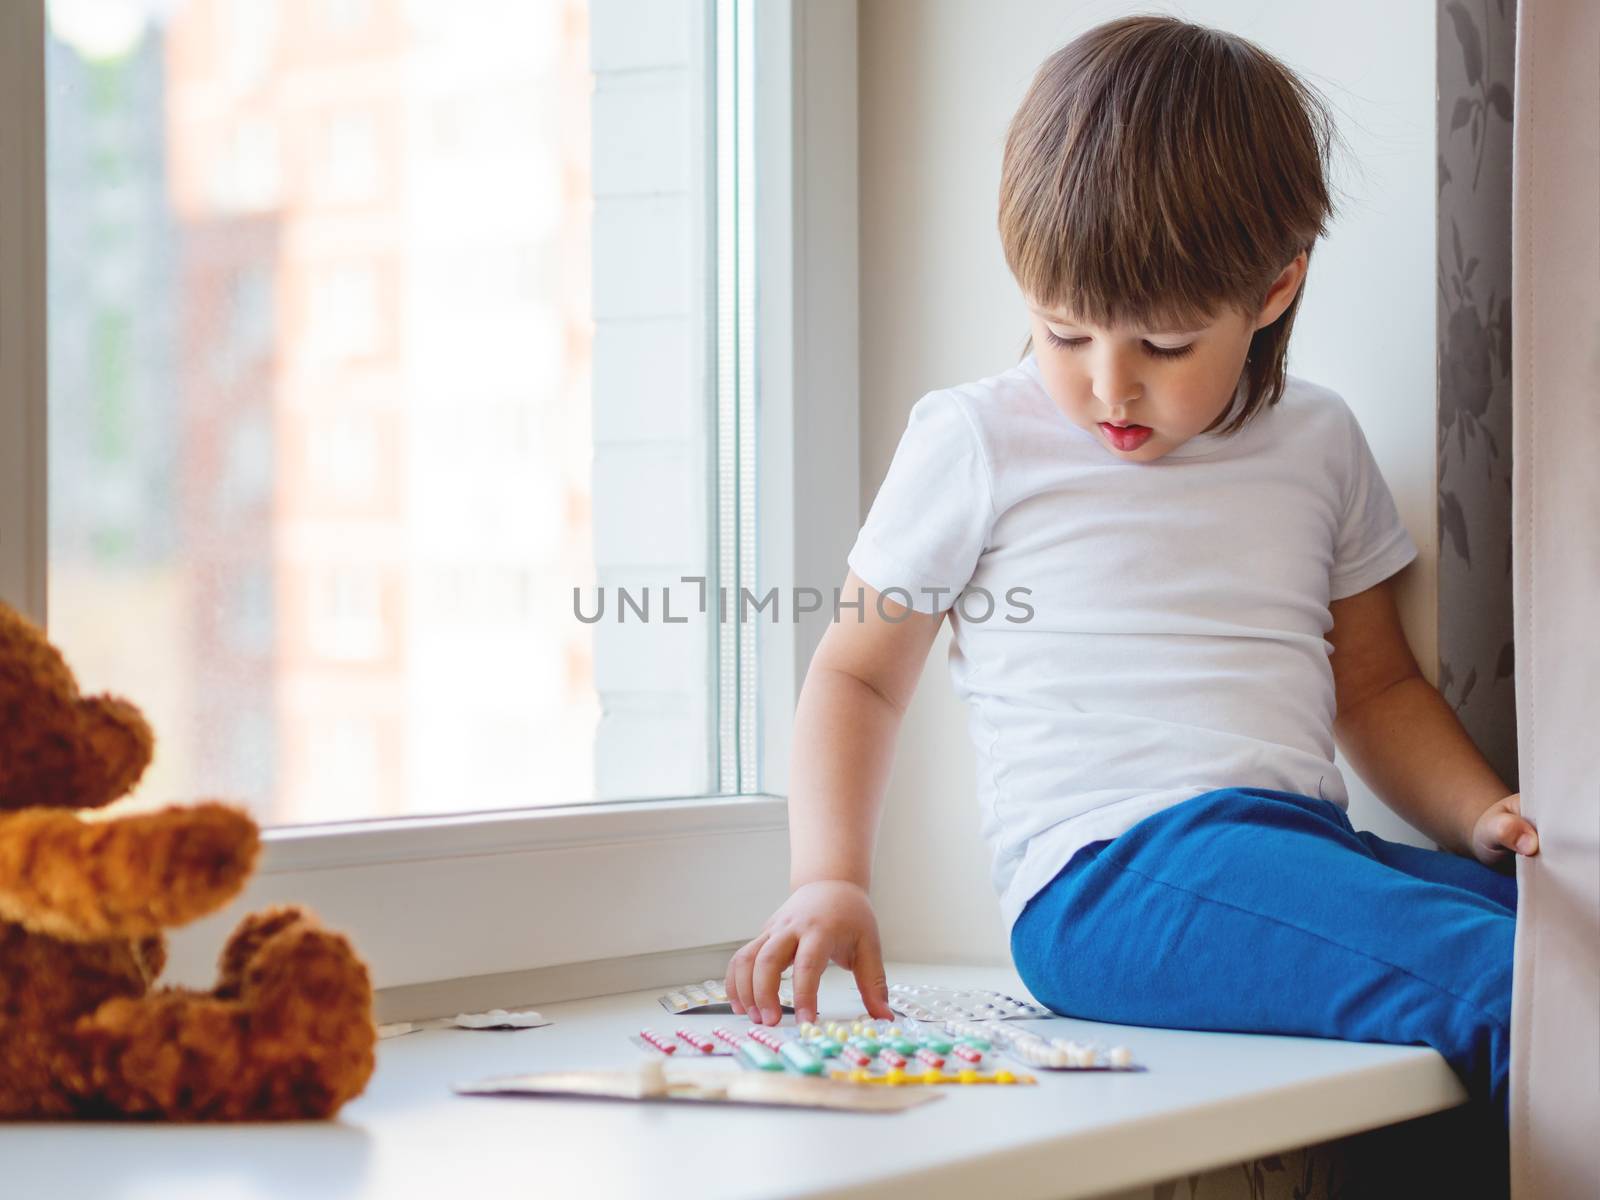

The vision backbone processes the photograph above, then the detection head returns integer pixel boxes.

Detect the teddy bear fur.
[0,602,376,1120]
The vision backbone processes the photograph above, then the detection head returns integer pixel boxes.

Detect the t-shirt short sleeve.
[1329,405,1420,600]
[846,390,996,614]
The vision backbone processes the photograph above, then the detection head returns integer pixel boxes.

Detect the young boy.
[724,14,1535,1125]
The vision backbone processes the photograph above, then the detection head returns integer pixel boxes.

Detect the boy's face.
[1025,253,1308,463]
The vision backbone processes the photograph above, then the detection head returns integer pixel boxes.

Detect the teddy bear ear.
[0,603,154,809]
[76,694,155,808]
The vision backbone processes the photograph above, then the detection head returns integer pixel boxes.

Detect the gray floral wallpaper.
[1436,0,1518,791]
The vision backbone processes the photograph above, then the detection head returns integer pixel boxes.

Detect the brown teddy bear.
[0,601,376,1120]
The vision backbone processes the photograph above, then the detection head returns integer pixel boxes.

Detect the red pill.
[841,1044,873,1067]
[639,1029,677,1054]
[676,1029,716,1053]
[915,1047,944,1069]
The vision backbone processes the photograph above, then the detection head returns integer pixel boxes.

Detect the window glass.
[44,0,735,824]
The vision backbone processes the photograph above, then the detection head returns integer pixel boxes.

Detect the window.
[35,0,742,826]
[1,0,857,990]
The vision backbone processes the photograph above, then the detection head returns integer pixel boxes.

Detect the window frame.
[0,0,859,993]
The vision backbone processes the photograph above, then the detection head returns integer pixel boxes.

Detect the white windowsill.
[5,962,1468,1200]
[257,793,790,873]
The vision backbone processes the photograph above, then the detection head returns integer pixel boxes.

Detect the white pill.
[1109,1046,1133,1068]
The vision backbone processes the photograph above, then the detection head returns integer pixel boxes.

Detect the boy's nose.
[1092,369,1143,413]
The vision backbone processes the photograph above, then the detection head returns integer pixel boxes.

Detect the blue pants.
[1010,787,1517,1122]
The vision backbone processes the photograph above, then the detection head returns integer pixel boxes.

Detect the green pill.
[888,1038,919,1056]
[957,1037,992,1051]
[848,1037,881,1057]
[811,1038,843,1057]
[918,1037,953,1054]
[779,1041,825,1075]
[737,1041,785,1071]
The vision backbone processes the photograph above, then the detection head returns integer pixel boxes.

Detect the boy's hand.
[725,880,894,1026]
[1470,792,1539,866]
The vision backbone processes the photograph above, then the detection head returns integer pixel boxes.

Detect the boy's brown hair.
[999,15,1342,435]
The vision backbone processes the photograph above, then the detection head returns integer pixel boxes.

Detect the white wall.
[858,0,1438,964]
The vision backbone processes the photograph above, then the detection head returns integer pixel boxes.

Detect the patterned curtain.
[1437,0,1517,795]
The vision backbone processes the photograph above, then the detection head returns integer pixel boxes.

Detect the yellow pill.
[885,1068,906,1086]
[995,1070,1016,1085]
[888,1026,902,1038]
[850,1068,870,1083]
[959,1069,979,1084]
[922,1069,943,1084]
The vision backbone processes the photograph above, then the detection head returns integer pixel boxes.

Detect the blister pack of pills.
[887,983,1049,1022]
[657,975,795,1015]
[632,1028,734,1056]
[378,1009,552,1038]
[722,1019,1034,1086]
[943,1018,1139,1071]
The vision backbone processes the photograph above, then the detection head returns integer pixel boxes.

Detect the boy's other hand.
[724,879,893,1026]
[1470,792,1539,866]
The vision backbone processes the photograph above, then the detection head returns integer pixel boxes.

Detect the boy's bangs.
[1007,140,1259,335]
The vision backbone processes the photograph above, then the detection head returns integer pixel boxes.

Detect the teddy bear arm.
[0,804,260,941]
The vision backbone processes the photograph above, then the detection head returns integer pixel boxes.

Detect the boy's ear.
[1252,251,1309,330]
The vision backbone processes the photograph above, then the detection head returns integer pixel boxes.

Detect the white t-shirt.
[846,355,1420,930]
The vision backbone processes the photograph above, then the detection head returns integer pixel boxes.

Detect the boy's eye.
[1044,330,1195,360]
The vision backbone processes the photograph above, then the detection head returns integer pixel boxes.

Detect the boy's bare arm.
[788,578,944,890]
[726,571,944,1025]
[1328,578,1535,862]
